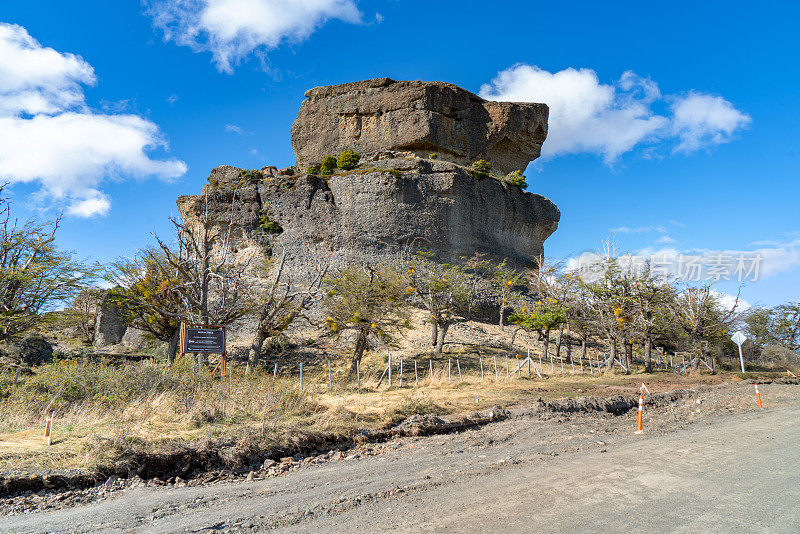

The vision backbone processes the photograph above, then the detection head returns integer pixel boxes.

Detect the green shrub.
[337,151,360,170]
[18,334,54,366]
[320,155,338,175]
[429,153,438,159]
[306,164,321,175]
[469,159,491,179]
[241,169,264,182]
[259,214,284,234]
[504,170,527,188]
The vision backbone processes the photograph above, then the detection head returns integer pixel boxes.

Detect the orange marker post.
[754,383,763,408]
[44,416,52,446]
[635,393,644,433]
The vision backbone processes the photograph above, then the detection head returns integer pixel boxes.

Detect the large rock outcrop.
[291,78,548,176]
[178,155,559,285]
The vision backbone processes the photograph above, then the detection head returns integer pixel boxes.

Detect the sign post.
[180,323,227,379]
[731,331,747,373]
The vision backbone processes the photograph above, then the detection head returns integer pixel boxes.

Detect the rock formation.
[291,78,548,175]
[176,78,558,345]
[178,156,559,283]
[93,292,128,348]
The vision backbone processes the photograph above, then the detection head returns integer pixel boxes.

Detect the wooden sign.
[179,323,228,379]
[181,323,226,354]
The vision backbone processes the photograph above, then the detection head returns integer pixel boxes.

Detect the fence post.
[448,359,451,383]
[480,358,484,381]
[357,360,360,389]
[414,360,418,385]
[399,358,403,387]
[505,355,509,377]
[272,363,278,388]
[516,356,520,376]
[429,359,433,381]
[457,359,462,383]
[388,353,392,387]
[328,360,332,389]
[300,362,303,391]
[550,353,554,373]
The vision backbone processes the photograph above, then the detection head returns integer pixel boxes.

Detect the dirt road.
[4,382,799,533]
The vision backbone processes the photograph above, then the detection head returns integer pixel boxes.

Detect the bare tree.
[247,246,329,365]
[672,284,740,370]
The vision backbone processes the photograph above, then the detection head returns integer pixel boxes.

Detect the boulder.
[290,78,548,175]
[93,292,127,348]
[17,334,54,366]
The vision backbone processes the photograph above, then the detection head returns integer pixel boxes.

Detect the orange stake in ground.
[754,383,763,409]
[635,383,649,434]
[635,393,644,433]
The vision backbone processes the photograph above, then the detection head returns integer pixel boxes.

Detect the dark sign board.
[184,326,225,354]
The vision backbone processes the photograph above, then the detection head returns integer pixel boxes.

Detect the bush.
[18,334,54,366]
[504,170,527,188]
[469,159,491,179]
[320,155,338,175]
[240,169,264,182]
[337,151,360,170]
[306,164,321,175]
[259,214,283,234]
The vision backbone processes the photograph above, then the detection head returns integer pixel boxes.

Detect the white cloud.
[166,93,179,104]
[145,0,362,73]
[479,64,750,163]
[225,123,244,134]
[711,290,750,312]
[0,23,186,217]
[66,192,111,217]
[611,225,668,234]
[656,235,677,244]
[670,92,751,152]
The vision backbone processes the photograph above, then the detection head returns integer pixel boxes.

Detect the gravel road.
[3,382,799,533]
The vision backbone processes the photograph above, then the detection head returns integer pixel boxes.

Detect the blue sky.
[1,1,798,307]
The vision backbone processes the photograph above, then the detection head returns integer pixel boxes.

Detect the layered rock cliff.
[291,78,548,175]
[178,78,559,285]
[178,155,559,283]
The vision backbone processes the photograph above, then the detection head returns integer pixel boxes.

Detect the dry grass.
[0,346,774,473]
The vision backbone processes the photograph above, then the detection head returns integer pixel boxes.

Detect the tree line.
[3,188,798,375]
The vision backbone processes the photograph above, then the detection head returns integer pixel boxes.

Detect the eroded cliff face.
[177,155,559,284]
[290,78,548,176]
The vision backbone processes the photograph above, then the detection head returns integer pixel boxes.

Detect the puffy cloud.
[670,92,751,152]
[145,0,362,73]
[0,23,186,217]
[479,64,750,163]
